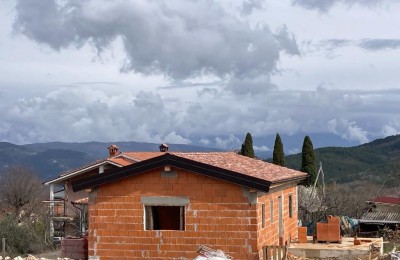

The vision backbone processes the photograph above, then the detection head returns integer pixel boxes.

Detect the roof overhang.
[43,160,124,185]
[72,153,273,193]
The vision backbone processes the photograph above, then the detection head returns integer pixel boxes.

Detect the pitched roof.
[43,154,135,185]
[72,152,307,193]
[367,197,400,205]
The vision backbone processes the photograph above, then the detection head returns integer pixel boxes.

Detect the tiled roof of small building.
[367,196,400,205]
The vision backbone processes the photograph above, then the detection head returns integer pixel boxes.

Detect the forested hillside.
[283,135,400,183]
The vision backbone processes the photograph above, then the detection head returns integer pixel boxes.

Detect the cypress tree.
[300,135,317,186]
[272,133,285,166]
[239,132,255,158]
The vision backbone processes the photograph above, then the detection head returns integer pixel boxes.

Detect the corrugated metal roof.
[359,212,400,224]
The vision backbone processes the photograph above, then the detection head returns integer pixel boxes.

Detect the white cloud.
[253,145,270,152]
[199,138,210,146]
[288,148,301,155]
[343,121,369,144]
[214,135,241,150]
[1,85,399,146]
[381,124,400,137]
[164,132,191,145]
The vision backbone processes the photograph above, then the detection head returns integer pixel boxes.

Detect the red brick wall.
[256,185,298,257]
[88,168,259,260]
[87,168,300,260]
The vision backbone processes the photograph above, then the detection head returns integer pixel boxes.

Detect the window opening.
[145,206,185,230]
[262,203,265,228]
[270,200,274,223]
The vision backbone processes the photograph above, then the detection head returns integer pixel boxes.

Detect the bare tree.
[299,181,381,225]
[0,166,47,221]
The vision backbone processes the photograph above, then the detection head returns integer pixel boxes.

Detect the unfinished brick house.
[44,145,155,238]
[72,151,308,259]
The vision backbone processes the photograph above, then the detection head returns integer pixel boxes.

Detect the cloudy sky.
[1,0,400,152]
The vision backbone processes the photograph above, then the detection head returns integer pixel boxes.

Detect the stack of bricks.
[61,237,88,259]
[316,215,341,243]
[298,227,307,243]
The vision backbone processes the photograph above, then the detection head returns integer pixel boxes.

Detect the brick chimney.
[108,144,119,157]
[159,143,169,152]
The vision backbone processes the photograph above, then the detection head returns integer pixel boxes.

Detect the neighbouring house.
[367,196,400,213]
[71,150,308,259]
[359,196,400,235]
[43,145,163,238]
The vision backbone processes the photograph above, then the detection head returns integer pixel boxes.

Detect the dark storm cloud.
[13,0,296,82]
[291,0,384,12]
[1,86,400,145]
[303,38,400,56]
[359,39,400,51]
[158,81,222,90]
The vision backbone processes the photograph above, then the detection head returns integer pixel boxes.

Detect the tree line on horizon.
[238,132,317,186]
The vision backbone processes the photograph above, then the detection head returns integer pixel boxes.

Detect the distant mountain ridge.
[2,135,399,184]
[283,134,400,184]
[0,141,221,180]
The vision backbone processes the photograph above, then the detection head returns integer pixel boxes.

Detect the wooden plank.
[262,246,267,260]
[263,245,288,260]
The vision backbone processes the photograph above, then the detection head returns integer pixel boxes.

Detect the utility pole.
[310,162,325,198]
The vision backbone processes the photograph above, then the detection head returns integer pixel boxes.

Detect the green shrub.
[0,215,48,257]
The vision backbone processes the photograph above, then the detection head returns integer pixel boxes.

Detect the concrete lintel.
[141,196,190,206]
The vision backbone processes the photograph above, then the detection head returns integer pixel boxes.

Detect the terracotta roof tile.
[58,156,133,177]
[73,197,89,205]
[368,196,400,205]
[109,157,133,166]
[121,152,165,161]
[171,152,307,183]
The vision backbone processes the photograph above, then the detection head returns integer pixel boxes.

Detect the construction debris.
[0,256,70,260]
[194,245,232,259]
